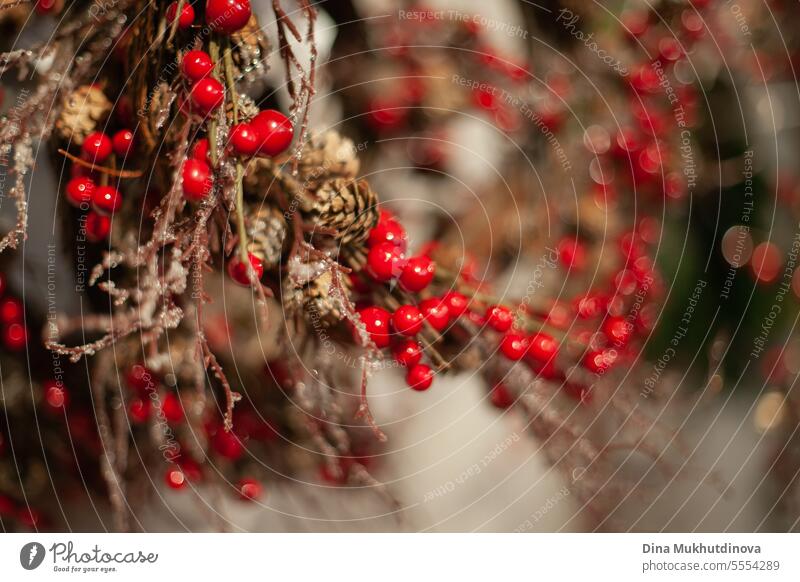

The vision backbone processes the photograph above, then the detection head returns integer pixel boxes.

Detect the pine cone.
[246,204,289,269]
[298,131,361,183]
[55,85,111,145]
[231,14,270,91]
[305,178,378,248]
[283,261,353,327]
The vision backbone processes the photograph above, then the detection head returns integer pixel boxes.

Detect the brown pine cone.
[298,131,362,183]
[55,85,111,146]
[283,262,353,327]
[305,178,378,247]
[246,204,289,270]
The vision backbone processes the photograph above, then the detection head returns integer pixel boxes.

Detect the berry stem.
[221,37,250,265]
[57,149,142,178]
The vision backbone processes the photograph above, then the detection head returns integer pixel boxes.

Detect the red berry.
[583,349,617,374]
[165,468,187,490]
[182,158,213,200]
[161,393,185,423]
[527,332,558,364]
[65,176,95,207]
[92,185,122,214]
[486,305,513,332]
[181,50,213,81]
[230,123,260,156]
[238,477,263,501]
[392,305,423,337]
[35,0,58,14]
[603,316,633,346]
[442,291,469,316]
[356,306,391,348]
[499,333,529,360]
[557,236,585,270]
[399,255,435,292]
[3,323,27,351]
[227,252,264,286]
[129,398,151,423]
[85,211,111,242]
[167,1,195,29]
[419,298,450,332]
[0,274,5,298]
[392,339,422,367]
[250,109,294,157]
[574,294,606,319]
[367,217,406,249]
[81,132,112,163]
[212,429,244,460]
[206,0,251,34]
[189,78,224,116]
[127,364,157,394]
[191,138,211,163]
[366,242,405,281]
[0,297,23,323]
[489,383,514,409]
[43,380,68,411]
[112,129,134,158]
[406,364,433,391]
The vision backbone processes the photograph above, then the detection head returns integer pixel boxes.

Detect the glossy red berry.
[206,0,251,34]
[161,393,185,423]
[128,398,151,423]
[167,1,195,29]
[583,349,617,374]
[81,132,113,163]
[92,185,122,214]
[65,176,95,207]
[238,477,263,501]
[499,332,529,360]
[227,252,264,286]
[366,242,405,281]
[3,323,27,351]
[489,383,514,409]
[182,158,213,200]
[392,339,423,367]
[527,332,558,364]
[165,468,187,490]
[406,363,434,391]
[486,305,513,332]
[191,138,211,163]
[603,316,633,346]
[356,306,391,348]
[181,50,213,81]
[367,217,407,249]
[442,291,469,317]
[557,236,586,270]
[189,78,224,116]
[112,129,134,158]
[0,298,23,324]
[230,123,260,156]
[35,0,58,14]
[43,380,68,411]
[250,109,294,157]
[392,305,423,337]
[419,298,450,332]
[212,429,244,460]
[85,211,111,242]
[399,255,435,292]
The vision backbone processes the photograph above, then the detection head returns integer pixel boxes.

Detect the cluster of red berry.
[63,130,136,242]
[126,363,270,501]
[0,275,29,352]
